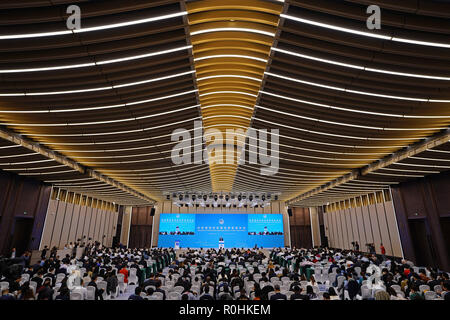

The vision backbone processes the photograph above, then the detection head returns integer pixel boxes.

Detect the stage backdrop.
[157,213,284,248]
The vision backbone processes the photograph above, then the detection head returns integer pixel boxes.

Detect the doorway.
[10,217,34,256]
[408,219,436,267]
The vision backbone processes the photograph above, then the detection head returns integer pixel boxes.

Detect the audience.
[1,244,449,301]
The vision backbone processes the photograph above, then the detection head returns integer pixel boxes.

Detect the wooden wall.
[391,171,450,270]
[39,195,119,249]
[0,171,51,255]
[129,206,153,249]
[290,207,313,249]
[323,196,403,257]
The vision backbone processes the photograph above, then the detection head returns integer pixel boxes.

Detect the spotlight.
[214,195,218,201]
[262,195,265,201]
[225,195,229,201]
[192,194,196,201]
[274,195,278,200]
[203,194,207,201]
[237,195,242,201]
[166,195,170,200]
[249,195,253,201]
[178,194,183,201]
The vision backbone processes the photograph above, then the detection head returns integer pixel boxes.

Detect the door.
[10,217,35,256]
[408,219,436,267]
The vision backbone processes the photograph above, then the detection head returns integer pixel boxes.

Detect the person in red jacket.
[380,243,386,255]
[119,265,129,283]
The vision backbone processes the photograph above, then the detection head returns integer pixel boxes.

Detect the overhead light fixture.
[281,13,450,49]
[0,12,188,40]
[190,28,275,37]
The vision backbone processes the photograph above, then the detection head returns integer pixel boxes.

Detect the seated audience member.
[290,286,309,300]
[374,290,390,300]
[409,285,424,300]
[88,275,104,300]
[328,287,339,300]
[0,289,15,300]
[270,284,287,300]
[55,286,70,300]
[441,281,450,300]
[306,285,317,300]
[36,279,54,300]
[199,285,214,300]
[128,287,144,300]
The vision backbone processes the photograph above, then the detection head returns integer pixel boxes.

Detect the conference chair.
[144,285,156,292]
[153,292,164,300]
[424,291,437,300]
[127,284,137,295]
[168,292,181,300]
[285,291,294,300]
[20,274,30,284]
[336,276,345,289]
[419,285,430,294]
[56,273,66,283]
[0,281,9,291]
[86,286,96,300]
[29,281,38,296]
[361,285,372,299]
[391,284,401,293]
[70,292,83,300]
[128,268,138,285]
[172,286,184,294]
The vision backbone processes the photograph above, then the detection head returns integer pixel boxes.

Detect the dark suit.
[128,294,144,300]
[37,286,54,300]
[44,273,56,287]
[290,293,309,300]
[199,293,214,300]
[347,279,360,300]
[270,292,287,300]
[31,276,44,288]
[88,281,104,300]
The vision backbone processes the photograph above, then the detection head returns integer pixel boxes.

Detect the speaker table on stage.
[174,240,180,250]
[218,237,224,249]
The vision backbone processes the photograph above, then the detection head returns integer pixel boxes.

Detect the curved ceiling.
[186,0,283,192]
[0,0,448,206]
